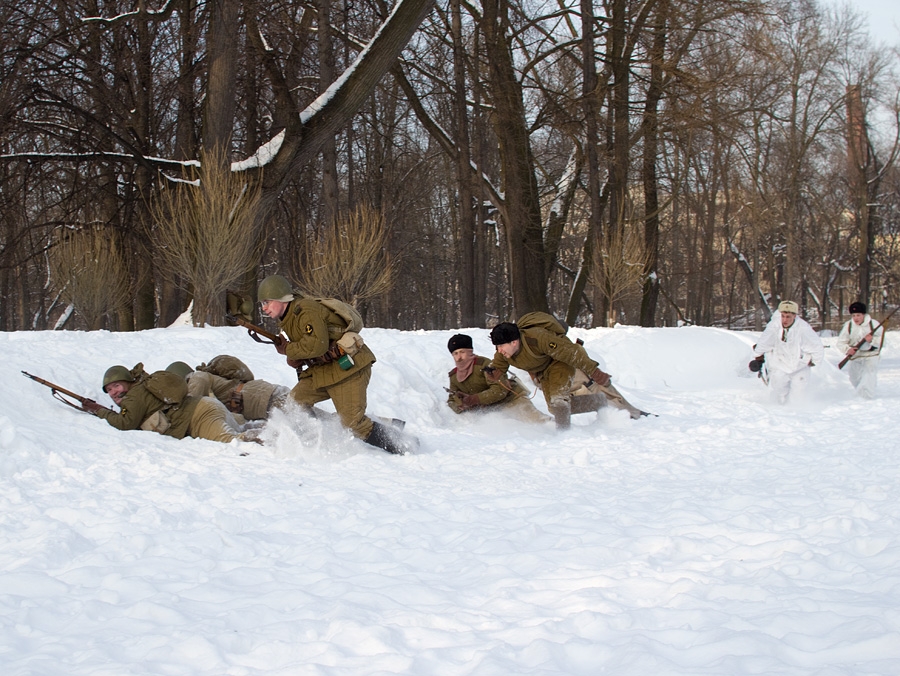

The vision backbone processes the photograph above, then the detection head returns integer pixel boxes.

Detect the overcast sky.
[844,0,900,44]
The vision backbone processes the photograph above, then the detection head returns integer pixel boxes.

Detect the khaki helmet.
[166,361,194,380]
[258,275,294,302]
[102,365,135,392]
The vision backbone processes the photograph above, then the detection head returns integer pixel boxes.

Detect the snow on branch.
[81,0,177,26]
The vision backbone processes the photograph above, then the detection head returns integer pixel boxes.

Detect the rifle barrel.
[21,371,87,402]
[837,306,898,369]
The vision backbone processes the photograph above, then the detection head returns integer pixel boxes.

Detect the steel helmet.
[257,275,294,302]
[165,361,194,379]
[102,365,135,392]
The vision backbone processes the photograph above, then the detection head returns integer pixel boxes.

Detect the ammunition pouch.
[337,331,364,357]
[140,409,171,434]
[293,333,364,370]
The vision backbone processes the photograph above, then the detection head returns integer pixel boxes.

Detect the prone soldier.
[83,364,256,443]
[166,356,290,423]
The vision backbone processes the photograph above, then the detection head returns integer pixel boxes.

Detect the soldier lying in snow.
[82,363,259,443]
[165,355,290,424]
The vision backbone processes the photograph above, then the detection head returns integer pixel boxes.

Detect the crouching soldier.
[446,333,550,423]
[82,364,255,443]
[166,356,290,423]
[487,313,647,429]
[257,274,412,454]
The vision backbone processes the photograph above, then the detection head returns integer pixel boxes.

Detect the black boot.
[548,399,572,430]
[570,393,606,415]
[365,421,412,455]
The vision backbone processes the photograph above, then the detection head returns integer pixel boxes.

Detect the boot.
[570,393,606,415]
[365,421,411,455]
[548,399,572,430]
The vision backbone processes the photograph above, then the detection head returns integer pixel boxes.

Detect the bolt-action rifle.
[837,306,899,370]
[226,313,348,374]
[225,313,280,345]
[21,371,112,414]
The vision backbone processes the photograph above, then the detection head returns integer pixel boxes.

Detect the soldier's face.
[105,381,131,406]
[260,299,287,319]
[851,312,865,324]
[496,340,520,359]
[451,348,475,367]
[780,312,796,329]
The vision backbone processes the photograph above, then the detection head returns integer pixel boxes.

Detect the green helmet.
[258,275,294,302]
[166,361,194,380]
[102,365,135,392]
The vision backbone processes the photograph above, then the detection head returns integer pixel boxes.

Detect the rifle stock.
[225,313,280,344]
[22,371,112,414]
[837,306,898,369]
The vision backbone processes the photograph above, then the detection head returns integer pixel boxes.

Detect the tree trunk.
[204,0,239,153]
[316,0,340,225]
[640,3,667,327]
[451,0,477,326]
[481,0,547,316]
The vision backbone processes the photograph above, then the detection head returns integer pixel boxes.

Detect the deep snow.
[1,322,898,675]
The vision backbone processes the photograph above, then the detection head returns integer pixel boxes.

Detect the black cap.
[447,333,473,352]
[849,301,866,314]
[490,322,520,345]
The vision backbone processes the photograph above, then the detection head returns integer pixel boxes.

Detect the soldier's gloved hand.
[287,357,302,369]
[459,394,481,410]
[81,399,103,414]
[273,335,288,355]
[589,368,611,387]
[483,366,501,383]
[748,355,765,372]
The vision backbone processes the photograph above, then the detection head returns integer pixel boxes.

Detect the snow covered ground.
[2,322,898,675]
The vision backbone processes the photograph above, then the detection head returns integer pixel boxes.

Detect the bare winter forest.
[1,0,898,332]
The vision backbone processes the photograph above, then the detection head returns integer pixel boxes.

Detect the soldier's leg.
[540,361,576,429]
[188,397,243,443]
[767,368,791,404]
[327,366,374,439]
[570,393,606,415]
[572,368,645,418]
[290,375,330,415]
[854,358,878,398]
[788,365,810,401]
[504,396,553,423]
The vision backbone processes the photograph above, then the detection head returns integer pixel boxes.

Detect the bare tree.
[49,226,132,330]
[593,219,650,326]
[295,205,395,304]
[150,148,263,326]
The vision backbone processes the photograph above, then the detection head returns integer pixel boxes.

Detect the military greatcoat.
[278,297,376,439]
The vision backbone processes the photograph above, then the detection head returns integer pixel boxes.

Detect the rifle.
[837,305,898,369]
[22,371,112,414]
[226,313,347,374]
[225,313,280,345]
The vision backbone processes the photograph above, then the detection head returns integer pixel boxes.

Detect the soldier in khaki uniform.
[166,357,290,423]
[257,274,407,454]
[446,334,549,423]
[487,317,646,429]
[82,364,251,443]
